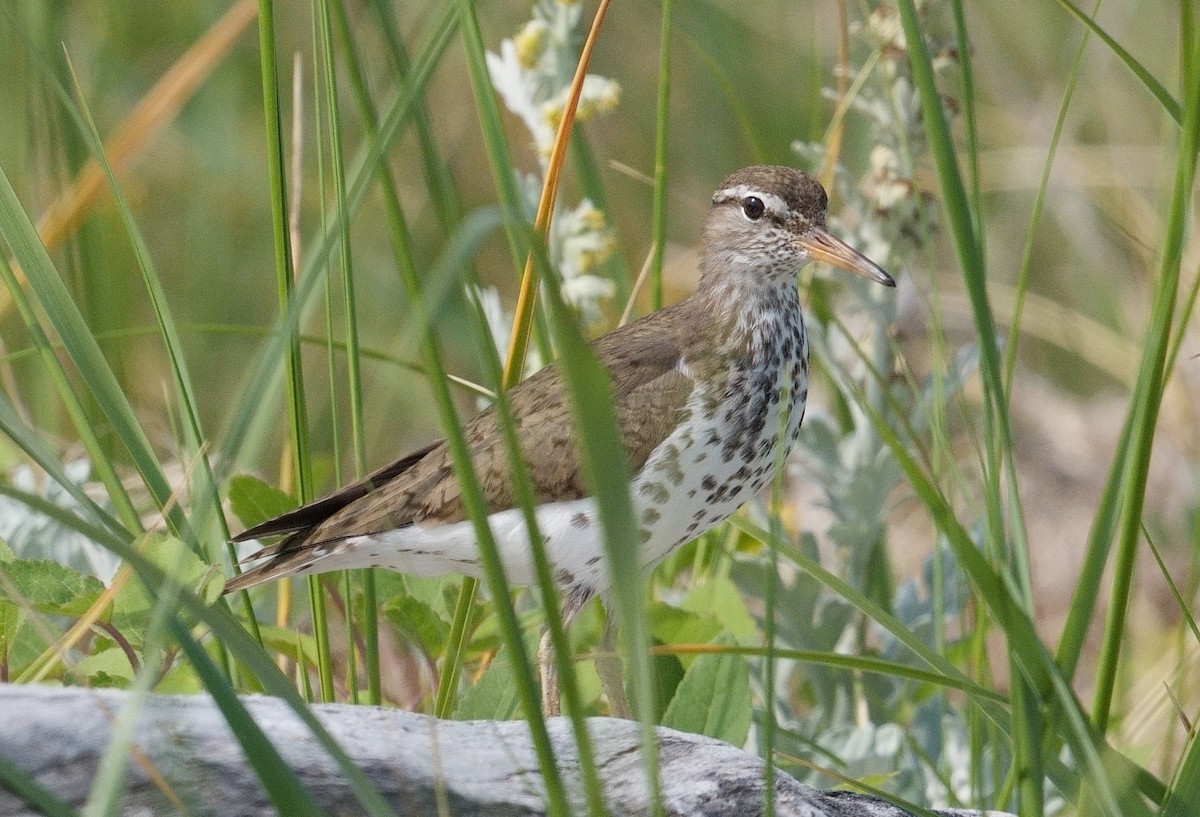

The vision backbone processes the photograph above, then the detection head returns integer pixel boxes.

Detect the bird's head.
[701,165,894,289]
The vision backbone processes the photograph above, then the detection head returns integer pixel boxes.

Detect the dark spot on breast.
[571,512,591,529]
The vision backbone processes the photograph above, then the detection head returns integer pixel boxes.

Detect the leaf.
[650,602,721,669]
[382,595,449,655]
[112,533,213,637]
[453,648,519,721]
[0,600,26,665]
[661,632,751,747]
[227,474,297,531]
[76,646,135,685]
[679,577,757,643]
[256,625,320,668]
[0,558,104,617]
[0,539,14,562]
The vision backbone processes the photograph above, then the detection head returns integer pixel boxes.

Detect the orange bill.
[798,227,895,287]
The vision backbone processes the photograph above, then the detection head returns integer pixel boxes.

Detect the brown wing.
[224,302,698,593]
[302,305,696,537]
[232,440,441,544]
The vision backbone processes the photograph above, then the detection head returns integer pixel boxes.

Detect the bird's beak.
[798,227,895,287]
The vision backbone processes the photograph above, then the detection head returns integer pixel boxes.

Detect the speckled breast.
[632,305,809,567]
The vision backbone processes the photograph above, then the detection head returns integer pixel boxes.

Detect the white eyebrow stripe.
[711,185,790,219]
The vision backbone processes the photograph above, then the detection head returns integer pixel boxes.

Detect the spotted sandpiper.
[225,165,893,712]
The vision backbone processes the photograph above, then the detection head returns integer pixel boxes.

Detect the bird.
[225,165,893,714]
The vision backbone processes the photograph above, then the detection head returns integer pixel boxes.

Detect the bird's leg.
[596,602,631,719]
[539,592,587,718]
[538,627,560,717]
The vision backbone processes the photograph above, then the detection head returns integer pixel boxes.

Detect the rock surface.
[0,685,1011,817]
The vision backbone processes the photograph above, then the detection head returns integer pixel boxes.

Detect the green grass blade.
[389,205,575,817]
[359,0,466,236]
[649,0,672,311]
[1053,0,1181,123]
[215,6,458,479]
[1163,729,1200,817]
[315,0,375,706]
[83,528,399,816]
[458,269,610,817]
[731,516,1012,726]
[1090,22,1200,733]
[0,751,79,817]
[59,56,236,578]
[0,182,145,537]
[1002,0,1094,393]
[256,0,331,702]
[0,482,126,552]
[537,236,663,816]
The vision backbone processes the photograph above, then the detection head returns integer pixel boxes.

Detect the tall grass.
[0,1,1197,816]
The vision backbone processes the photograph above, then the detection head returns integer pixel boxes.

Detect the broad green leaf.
[0,600,26,665]
[680,577,757,643]
[227,474,298,530]
[453,648,519,721]
[76,646,136,685]
[650,602,721,669]
[662,632,751,747]
[0,558,104,617]
[112,533,214,635]
[154,661,203,695]
[382,594,449,655]
[255,624,321,668]
[646,642,685,721]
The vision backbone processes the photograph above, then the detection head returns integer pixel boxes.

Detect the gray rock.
[0,685,1010,817]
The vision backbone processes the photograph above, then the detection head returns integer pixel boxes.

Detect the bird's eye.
[742,196,765,221]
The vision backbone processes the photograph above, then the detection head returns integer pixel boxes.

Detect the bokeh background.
[0,0,1196,808]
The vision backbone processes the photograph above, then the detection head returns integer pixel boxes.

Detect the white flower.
[487,2,620,157]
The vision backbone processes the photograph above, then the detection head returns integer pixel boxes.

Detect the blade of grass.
[460,260,609,817]
[434,0,530,732]
[256,0,330,700]
[0,752,79,817]
[1162,727,1200,817]
[88,515,399,816]
[0,185,142,536]
[894,5,1044,811]
[862,381,1152,815]
[57,54,261,655]
[391,205,576,817]
[315,0,375,706]
[1052,0,1180,123]
[0,482,126,553]
[538,241,662,817]
[359,0,465,236]
[648,0,671,311]
[0,371,124,541]
[730,515,1012,727]
[1090,22,1200,733]
[1002,0,1096,393]
[324,0,471,715]
[215,4,457,490]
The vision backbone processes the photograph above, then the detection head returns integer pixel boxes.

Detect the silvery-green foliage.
[748,0,993,809]
[484,0,619,341]
[0,460,120,582]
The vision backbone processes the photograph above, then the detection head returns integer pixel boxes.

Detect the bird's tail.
[223,534,333,594]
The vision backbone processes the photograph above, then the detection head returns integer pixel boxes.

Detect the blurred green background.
[0,1,1196,806]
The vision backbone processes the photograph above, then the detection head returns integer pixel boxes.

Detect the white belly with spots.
[629,367,805,568]
[285,367,805,605]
